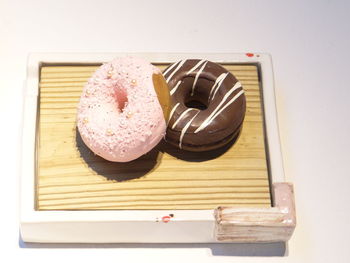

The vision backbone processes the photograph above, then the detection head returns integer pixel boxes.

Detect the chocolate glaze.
[163,59,246,152]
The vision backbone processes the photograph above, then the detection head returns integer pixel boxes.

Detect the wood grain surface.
[37,63,271,210]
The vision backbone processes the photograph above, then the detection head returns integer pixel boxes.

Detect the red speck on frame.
[162,216,171,223]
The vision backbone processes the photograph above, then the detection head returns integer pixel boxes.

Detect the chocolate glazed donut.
[163,59,246,152]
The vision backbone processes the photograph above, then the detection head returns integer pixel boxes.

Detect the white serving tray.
[20,53,295,243]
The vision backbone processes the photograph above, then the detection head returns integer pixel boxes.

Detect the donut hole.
[182,76,214,109]
[114,87,128,112]
[185,98,208,110]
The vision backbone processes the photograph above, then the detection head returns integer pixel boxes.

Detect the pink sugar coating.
[77,57,165,162]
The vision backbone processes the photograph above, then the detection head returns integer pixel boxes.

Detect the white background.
[1,0,350,262]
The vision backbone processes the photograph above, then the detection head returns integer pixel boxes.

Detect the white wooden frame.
[20,53,295,243]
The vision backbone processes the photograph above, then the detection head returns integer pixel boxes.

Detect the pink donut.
[77,57,170,162]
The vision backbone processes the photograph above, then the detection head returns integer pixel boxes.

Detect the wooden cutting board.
[37,63,271,210]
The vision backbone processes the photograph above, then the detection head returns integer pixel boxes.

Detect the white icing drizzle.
[194,82,242,133]
[210,72,229,101]
[206,90,244,127]
[167,102,180,125]
[170,81,182,96]
[166,60,186,83]
[208,73,227,99]
[163,60,180,76]
[172,108,197,129]
[186,59,206,75]
[179,111,200,149]
[191,61,208,96]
